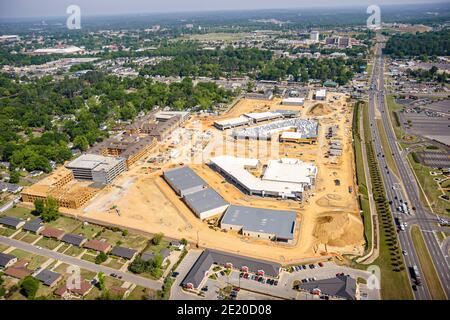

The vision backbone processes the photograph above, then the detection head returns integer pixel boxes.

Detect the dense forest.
[257,57,365,84]
[0,72,232,173]
[384,30,450,59]
[140,46,273,78]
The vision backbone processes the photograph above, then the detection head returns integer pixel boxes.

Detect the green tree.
[33,199,45,216]
[151,233,164,245]
[20,276,40,299]
[9,170,20,184]
[95,252,108,264]
[73,135,89,152]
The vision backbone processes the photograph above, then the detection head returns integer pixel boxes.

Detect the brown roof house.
[4,260,33,279]
[84,239,111,253]
[55,278,93,299]
[40,227,65,240]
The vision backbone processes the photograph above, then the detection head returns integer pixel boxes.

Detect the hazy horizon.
[1,0,449,19]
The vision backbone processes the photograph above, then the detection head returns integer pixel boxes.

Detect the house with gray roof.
[0,216,25,229]
[220,205,297,243]
[141,251,155,262]
[297,275,358,300]
[181,249,281,290]
[163,166,207,197]
[61,233,87,247]
[34,269,62,287]
[0,252,17,269]
[0,182,23,194]
[183,187,229,219]
[23,218,44,234]
[111,246,137,260]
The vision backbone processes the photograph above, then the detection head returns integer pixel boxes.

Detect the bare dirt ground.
[64,93,364,263]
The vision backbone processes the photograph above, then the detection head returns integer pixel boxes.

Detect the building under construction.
[21,167,98,209]
[88,134,157,169]
[126,111,188,141]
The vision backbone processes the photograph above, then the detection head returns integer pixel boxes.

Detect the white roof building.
[210,156,317,200]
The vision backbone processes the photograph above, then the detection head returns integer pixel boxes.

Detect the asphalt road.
[368,38,450,300]
[0,235,162,290]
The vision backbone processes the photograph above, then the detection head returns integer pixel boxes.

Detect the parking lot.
[171,258,381,300]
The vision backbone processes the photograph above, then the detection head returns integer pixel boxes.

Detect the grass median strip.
[376,119,400,178]
[410,225,447,300]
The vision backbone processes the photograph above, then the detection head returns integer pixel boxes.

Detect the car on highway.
[402,250,408,256]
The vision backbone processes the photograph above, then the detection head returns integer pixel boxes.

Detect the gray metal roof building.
[111,246,137,260]
[181,249,281,289]
[61,233,87,247]
[0,216,25,229]
[141,251,155,262]
[0,252,17,268]
[163,166,207,197]
[23,218,44,234]
[34,269,62,286]
[183,187,229,219]
[297,275,357,300]
[220,205,296,243]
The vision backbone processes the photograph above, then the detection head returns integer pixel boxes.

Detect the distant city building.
[310,31,320,42]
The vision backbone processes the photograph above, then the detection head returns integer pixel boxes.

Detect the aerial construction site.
[21,90,364,264]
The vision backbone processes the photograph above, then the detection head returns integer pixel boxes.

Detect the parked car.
[233,287,240,292]
[302,265,307,270]
[274,280,278,286]
[318,262,324,267]
[172,272,179,277]
[201,286,209,292]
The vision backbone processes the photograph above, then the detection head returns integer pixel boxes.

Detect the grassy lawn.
[0,227,17,237]
[48,216,82,233]
[1,206,33,219]
[376,119,400,177]
[0,243,9,252]
[104,257,125,270]
[127,285,157,300]
[56,243,70,253]
[353,101,372,251]
[98,229,149,251]
[144,239,170,255]
[385,95,417,142]
[36,237,61,250]
[407,154,449,216]
[9,248,48,270]
[21,233,40,244]
[72,224,104,240]
[65,246,85,257]
[81,252,97,263]
[411,225,447,300]
[12,230,28,240]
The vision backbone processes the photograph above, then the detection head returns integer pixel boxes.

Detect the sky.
[0,0,447,19]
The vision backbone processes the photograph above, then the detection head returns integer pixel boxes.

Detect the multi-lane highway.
[368,38,450,300]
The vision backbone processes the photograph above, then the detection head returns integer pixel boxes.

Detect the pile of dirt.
[307,103,333,116]
[315,194,345,208]
[313,212,364,247]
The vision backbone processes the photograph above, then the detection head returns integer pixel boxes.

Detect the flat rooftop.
[163,166,207,193]
[183,187,229,215]
[263,158,317,185]
[221,205,296,240]
[66,154,124,172]
[210,155,311,197]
